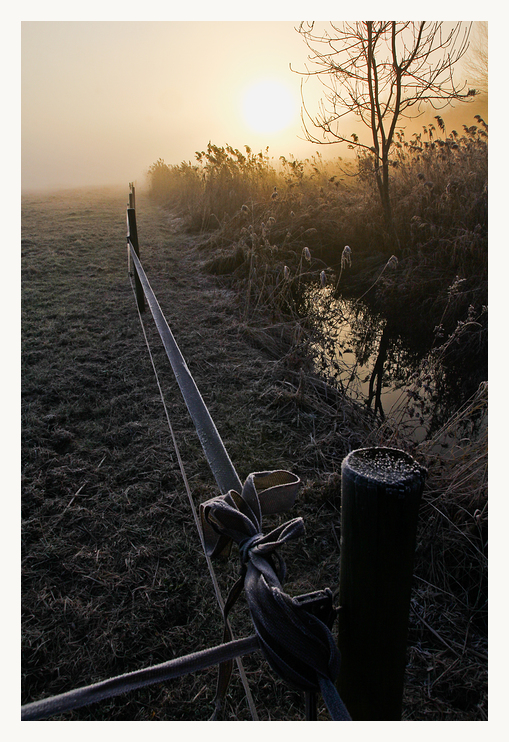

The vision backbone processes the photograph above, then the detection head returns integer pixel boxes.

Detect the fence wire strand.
[22,635,260,720]
[20,244,261,722]
[128,258,259,720]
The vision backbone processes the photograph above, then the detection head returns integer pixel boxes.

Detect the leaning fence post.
[127,187,145,313]
[337,447,426,720]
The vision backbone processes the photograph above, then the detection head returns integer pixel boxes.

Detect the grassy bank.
[21,186,487,720]
[148,118,487,361]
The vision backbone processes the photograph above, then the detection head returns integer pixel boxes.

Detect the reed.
[148,118,487,334]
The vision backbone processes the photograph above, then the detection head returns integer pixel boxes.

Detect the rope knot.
[238,534,265,564]
[200,470,351,721]
[200,470,301,558]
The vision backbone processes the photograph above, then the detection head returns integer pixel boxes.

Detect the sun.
[241,79,298,135]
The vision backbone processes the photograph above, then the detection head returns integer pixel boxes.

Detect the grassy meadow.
[21,113,487,721]
[22,187,369,720]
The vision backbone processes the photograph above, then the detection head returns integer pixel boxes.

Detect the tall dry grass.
[148,117,486,331]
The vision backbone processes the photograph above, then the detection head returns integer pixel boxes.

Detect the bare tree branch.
[292,21,475,242]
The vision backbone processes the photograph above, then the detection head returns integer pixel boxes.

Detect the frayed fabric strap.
[200,470,351,721]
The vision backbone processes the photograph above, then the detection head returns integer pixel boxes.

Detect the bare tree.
[294,22,476,243]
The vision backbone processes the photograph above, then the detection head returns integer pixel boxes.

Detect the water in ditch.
[303,286,483,444]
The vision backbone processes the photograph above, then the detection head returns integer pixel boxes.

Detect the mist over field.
[21,22,311,191]
[21,21,487,192]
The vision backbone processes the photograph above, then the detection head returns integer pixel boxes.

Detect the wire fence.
[22,186,350,722]
[21,185,425,722]
[124,186,351,721]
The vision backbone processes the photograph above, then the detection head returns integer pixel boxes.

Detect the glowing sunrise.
[241,78,299,134]
[21,21,487,191]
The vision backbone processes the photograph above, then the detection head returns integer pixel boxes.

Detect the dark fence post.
[337,447,426,720]
[127,185,145,313]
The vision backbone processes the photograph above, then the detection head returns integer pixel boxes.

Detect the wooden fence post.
[127,187,145,313]
[337,447,426,720]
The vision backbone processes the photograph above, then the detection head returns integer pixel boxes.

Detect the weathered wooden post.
[337,447,426,720]
[128,182,136,210]
[127,184,145,313]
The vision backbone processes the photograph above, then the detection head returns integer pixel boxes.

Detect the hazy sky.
[21,19,487,192]
[21,21,329,191]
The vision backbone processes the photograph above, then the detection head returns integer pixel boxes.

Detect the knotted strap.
[201,470,302,558]
[199,471,351,721]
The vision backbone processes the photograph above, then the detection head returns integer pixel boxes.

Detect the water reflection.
[302,286,467,443]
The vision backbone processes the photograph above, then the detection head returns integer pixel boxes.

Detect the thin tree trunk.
[367,323,391,419]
